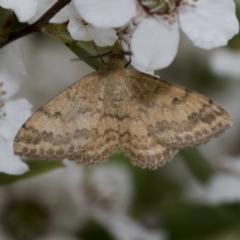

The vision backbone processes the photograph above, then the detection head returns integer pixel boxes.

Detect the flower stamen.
[180,0,197,8]
[139,0,178,15]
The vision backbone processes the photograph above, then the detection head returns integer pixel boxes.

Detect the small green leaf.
[41,24,104,70]
[67,42,103,70]
[0,161,64,185]
[180,148,215,183]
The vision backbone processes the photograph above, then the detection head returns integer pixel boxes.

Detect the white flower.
[73,163,167,240]
[0,165,86,239]
[131,0,239,70]
[0,43,32,175]
[75,0,239,71]
[0,0,39,22]
[209,48,240,80]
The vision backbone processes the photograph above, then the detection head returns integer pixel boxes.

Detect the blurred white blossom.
[81,163,134,212]
[185,174,240,204]
[185,156,240,204]
[220,157,240,174]
[0,164,85,239]
[0,43,32,175]
[209,48,240,80]
[74,163,167,240]
[93,211,167,240]
[0,161,167,239]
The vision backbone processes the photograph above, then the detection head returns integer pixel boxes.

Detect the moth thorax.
[106,77,123,101]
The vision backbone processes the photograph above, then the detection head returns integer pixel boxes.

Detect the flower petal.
[0,99,32,141]
[91,28,118,47]
[131,17,179,70]
[0,42,27,100]
[68,15,117,46]
[0,0,39,22]
[186,174,240,204]
[178,0,239,49]
[68,16,93,41]
[0,138,29,175]
[73,0,137,28]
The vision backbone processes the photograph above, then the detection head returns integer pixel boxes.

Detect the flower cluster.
[0,0,238,71]
[0,162,167,240]
[0,43,32,175]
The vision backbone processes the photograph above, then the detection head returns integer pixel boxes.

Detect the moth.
[14,47,232,169]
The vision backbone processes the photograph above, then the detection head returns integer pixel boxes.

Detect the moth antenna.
[91,42,105,65]
[121,50,132,56]
[71,50,113,61]
[121,48,132,68]
[124,61,131,68]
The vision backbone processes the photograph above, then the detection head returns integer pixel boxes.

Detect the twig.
[0,0,71,48]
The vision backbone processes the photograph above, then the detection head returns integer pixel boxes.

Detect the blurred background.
[0,2,240,240]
